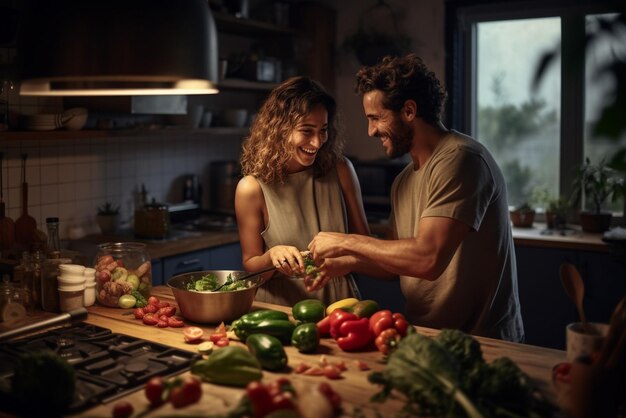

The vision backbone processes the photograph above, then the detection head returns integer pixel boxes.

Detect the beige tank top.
[256,167,359,306]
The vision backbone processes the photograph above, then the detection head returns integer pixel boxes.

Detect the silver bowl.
[167,270,263,324]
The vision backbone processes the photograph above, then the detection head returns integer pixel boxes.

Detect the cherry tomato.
[246,381,273,418]
[168,317,184,328]
[214,338,230,347]
[144,304,158,314]
[142,313,158,326]
[294,362,311,374]
[553,362,572,383]
[112,400,134,418]
[322,365,342,380]
[157,301,170,309]
[157,306,176,317]
[318,382,342,410]
[209,332,227,343]
[145,376,166,406]
[133,308,145,319]
[184,327,204,343]
[169,376,202,409]
[148,296,160,306]
[157,320,169,328]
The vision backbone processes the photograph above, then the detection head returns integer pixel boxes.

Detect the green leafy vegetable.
[186,273,250,292]
[131,290,147,308]
[303,252,319,278]
[369,330,555,418]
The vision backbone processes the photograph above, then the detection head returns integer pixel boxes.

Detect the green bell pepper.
[233,319,296,344]
[292,299,326,324]
[291,323,320,353]
[246,333,288,371]
[191,346,262,387]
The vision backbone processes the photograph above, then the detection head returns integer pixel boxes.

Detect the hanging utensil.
[213,265,277,291]
[0,152,16,253]
[14,154,37,250]
[560,262,591,333]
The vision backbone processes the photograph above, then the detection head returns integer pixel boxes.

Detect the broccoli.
[302,252,319,278]
[11,349,75,417]
[477,357,536,417]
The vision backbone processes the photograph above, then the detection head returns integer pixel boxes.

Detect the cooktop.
[0,322,201,415]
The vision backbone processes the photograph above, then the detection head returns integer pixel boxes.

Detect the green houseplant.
[531,187,569,230]
[571,158,624,233]
[96,202,120,234]
[509,202,535,228]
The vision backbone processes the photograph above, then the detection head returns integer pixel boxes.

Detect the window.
[476,18,561,207]
[447,1,625,216]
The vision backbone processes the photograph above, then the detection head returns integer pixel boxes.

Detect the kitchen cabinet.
[515,244,626,349]
[154,242,243,285]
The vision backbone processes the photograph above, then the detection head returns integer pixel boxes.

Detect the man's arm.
[309,216,471,281]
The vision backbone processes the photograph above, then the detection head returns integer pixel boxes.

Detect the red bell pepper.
[369,310,410,337]
[316,315,331,336]
[329,309,372,351]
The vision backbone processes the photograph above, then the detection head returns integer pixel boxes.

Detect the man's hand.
[308,232,351,260]
[304,256,354,292]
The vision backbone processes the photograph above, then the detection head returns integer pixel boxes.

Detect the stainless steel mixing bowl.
[167,270,264,324]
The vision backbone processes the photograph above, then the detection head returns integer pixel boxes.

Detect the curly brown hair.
[355,54,447,126]
[240,76,343,184]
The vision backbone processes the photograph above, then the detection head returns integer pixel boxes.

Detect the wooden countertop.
[67,230,240,260]
[1,286,563,417]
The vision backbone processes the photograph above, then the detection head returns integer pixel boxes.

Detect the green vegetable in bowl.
[185,273,250,292]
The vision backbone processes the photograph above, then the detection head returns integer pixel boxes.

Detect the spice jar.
[94,242,151,308]
[41,258,72,312]
[1,275,26,323]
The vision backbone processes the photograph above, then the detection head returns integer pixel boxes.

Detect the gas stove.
[0,322,201,415]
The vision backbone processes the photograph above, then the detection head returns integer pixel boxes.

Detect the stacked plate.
[20,107,88,131]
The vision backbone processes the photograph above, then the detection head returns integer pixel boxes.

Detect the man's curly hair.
[355,54,447,126]
[240,76,343,184]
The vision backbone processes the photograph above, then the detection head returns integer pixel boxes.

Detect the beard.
[381,116,413,159]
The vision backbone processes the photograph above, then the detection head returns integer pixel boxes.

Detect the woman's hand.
[268,245,305,277]
[305,257,353,292]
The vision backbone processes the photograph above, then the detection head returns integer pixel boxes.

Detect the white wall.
[329,0,446,161]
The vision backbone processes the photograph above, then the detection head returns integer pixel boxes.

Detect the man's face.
[362,91,413,159]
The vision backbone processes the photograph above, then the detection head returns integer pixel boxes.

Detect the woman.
[235,76,370,306]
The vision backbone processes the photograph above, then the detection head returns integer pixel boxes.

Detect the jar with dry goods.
[94,242,151,308]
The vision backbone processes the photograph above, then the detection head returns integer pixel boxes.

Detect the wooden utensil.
[14,154,36,250]
[0,152,16,253]
[560,262,591,333]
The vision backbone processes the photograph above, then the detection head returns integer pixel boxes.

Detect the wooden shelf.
[213,12,295,36]
[0,127,249,141]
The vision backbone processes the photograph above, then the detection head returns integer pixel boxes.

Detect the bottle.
[46,217,61,259]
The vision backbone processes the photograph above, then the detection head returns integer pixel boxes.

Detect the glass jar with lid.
[94,242,151,308]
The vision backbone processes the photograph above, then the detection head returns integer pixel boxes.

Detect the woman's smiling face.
[286,103,329,173]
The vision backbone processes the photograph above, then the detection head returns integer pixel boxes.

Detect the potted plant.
[531,187,569,230]
[96,202,120,234]
[571,158,624,233]
[510,202,536,228]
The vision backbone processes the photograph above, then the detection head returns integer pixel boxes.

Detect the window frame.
[445,0,624,220]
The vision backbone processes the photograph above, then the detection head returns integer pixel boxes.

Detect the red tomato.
[133,308,145,320]
[168,317,184,328]
[145,376,166,406]
[214,338,230,347]
[294,362,311,374]
[169,376,202,408]
[553,362,572,383]
[184,327,204,343]
[318,382,342,410]
[157,301,170,309]
[142,313,158,326]
[322,365,342,380]
[209,332,227,343]
[271,392,296,412]
[112,400,134,418]
[148,296,160,306]
[157,306,176,317]
[143,304,158,314]
[157,320,169,328]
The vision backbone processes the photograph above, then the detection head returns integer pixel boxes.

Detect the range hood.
[17,0,219,96]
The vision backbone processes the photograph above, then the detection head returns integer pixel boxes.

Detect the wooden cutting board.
[14,154,36,250]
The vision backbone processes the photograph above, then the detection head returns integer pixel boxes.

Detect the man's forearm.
[342,255,397,280]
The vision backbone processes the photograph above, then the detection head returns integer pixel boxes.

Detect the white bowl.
[62,107,88,131]
[58,275,86,285]
[59,264,86,274]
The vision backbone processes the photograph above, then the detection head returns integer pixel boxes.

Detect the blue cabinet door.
[151,259,163,285]
[207,243,243,270]
[162,250,211,283]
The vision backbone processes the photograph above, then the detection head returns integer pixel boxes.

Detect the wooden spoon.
[560,263,592,334]
[0,152,16,253]
[14,154,36,250]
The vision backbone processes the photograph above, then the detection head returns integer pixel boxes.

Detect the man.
[307,54,524,342]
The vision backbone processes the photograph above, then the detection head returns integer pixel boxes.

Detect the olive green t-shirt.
[391,130,524,342]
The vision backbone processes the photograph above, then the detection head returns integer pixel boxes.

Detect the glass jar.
[94,242,152,308]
